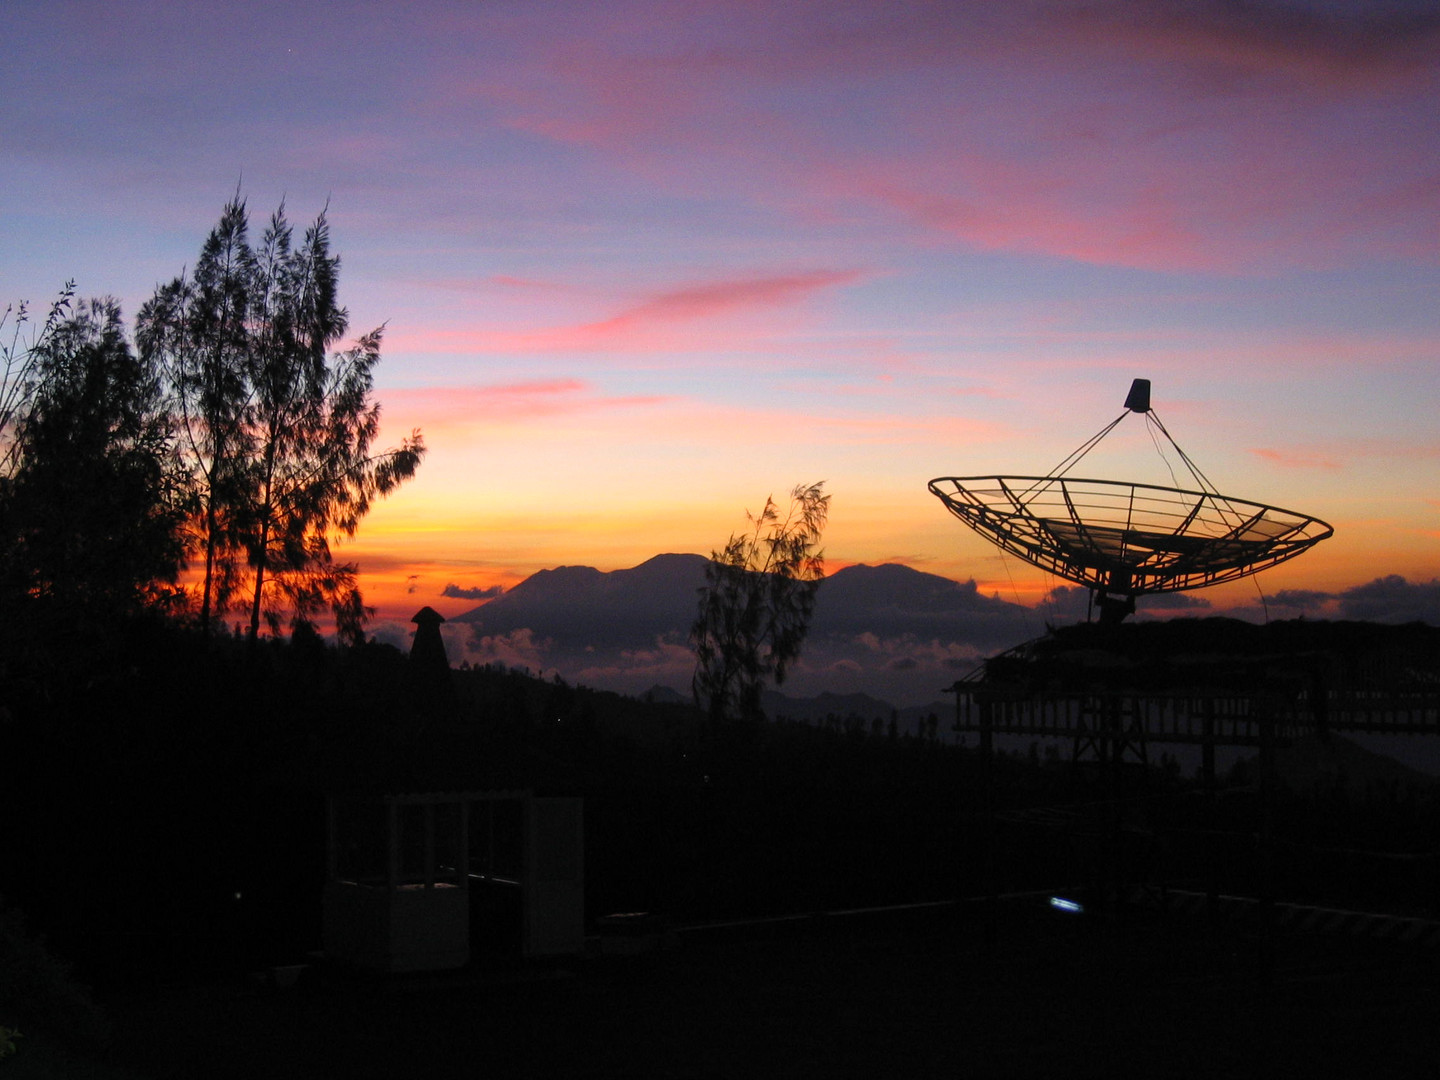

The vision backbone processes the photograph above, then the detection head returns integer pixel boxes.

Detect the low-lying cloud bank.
[1271,575,1440,624]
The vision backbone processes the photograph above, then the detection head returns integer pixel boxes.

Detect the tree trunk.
[247,459,276,647]
[199,493,217,637]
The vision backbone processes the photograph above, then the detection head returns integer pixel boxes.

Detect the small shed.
[322,789,584,972]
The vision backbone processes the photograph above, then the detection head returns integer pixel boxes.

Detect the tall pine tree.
[138,196,424,642]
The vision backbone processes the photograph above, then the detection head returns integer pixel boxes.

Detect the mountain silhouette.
[451,554,1044,705]
[456,554,1038,649]
[456,553,708,647]
[809,562,1037,640]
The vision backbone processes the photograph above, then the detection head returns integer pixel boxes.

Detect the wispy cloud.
[383,269,865,356]
[588,269,861,329]
[1250,447,1342,470]
[517,269,865,351]
[382,379,669,429]
[467,1,1439,273]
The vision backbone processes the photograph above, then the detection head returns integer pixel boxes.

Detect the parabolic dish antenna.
[928,380,1333,623]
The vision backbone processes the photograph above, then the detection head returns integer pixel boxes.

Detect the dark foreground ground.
[49,900,1440,1079]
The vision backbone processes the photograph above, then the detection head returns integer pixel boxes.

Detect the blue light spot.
[1050,896,1084,914]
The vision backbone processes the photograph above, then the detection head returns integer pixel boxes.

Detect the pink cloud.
[388,269,863,355]
[383,379,668,428]
[457,1,1439,274]
[1250,447,1342,470]
[571,269,862,336]
[821,85,1438,271]
[852,171,1219,271]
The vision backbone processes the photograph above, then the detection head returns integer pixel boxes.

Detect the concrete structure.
[323,790,584,973]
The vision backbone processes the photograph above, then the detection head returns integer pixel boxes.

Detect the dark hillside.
[1,625,1005,983]
[4,617,1438,994]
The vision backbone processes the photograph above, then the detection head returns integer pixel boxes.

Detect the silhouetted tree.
[136,200,254,634]
[0,298,185,620]
[138,196,424,643]
[690,481,829,724]
[236,206,425,645]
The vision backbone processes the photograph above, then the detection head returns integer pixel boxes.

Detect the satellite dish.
[928,380,1333,623]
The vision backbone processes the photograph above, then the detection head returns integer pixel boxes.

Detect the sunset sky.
[4,0,1437,630]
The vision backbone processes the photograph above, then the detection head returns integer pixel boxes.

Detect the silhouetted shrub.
[0,894,110,1052]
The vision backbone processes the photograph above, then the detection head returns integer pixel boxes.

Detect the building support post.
[979,692,997,952]
[1257,704,1277,983]
[1202,699,1218,923]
